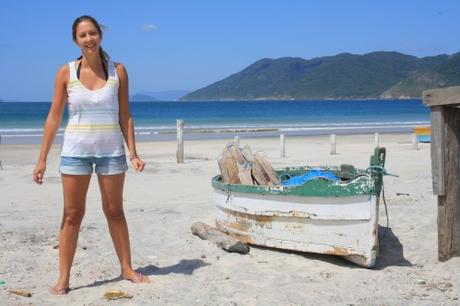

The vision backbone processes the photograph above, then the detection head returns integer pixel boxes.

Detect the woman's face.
[74,20,101,56]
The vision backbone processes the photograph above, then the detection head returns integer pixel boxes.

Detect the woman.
[33,15,150,295]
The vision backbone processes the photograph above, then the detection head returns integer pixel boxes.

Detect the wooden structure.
[0,135,3,170]
[330,134,336,155]
[191,222,249,254]
[280,134,285,158]
[217,142,280,186]
[423,86,460,261]
[176,119,184,163]
[213,148,387,267]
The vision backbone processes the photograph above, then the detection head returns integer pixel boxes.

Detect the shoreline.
[179,97,424,102]
[1,126,427,145]
[1,98,424,103]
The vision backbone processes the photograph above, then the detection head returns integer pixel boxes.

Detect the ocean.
[0,100,430,144]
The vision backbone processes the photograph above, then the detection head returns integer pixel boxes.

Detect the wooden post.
[412,133,418,150]
[176,119,184,164]
[280,134,285,158]
[0,135,3,170]
[234,136,240,147]
[430,107,445,195]
[330,134,336,155]
[374,133,380,148]
[423,86,460,261]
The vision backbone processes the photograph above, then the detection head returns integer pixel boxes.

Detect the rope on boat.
[366,165,399,177]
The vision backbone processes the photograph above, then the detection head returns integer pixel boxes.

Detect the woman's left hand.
[130,157,145,172]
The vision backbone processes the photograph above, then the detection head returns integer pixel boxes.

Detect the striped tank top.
[61,60,125,157]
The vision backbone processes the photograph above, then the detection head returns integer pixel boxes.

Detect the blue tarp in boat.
[281,169,339,186]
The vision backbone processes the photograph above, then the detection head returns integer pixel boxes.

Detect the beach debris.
[191,222,249,254]
[396,193,410,196]
[425,281,453,292]
[217,142,280,186]
[0,280,5,285]
[8,289,32,298]
[415,279,426,285]
[52,244,59,249]
[320,271,335,280]
[103,289,133,301]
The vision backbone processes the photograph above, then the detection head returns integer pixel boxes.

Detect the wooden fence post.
[374,133,380,148]
[0,135,3,170]
[412,133,418,150]
[330,134,336,155]
[234,136,240,147]
[423,86,460,261]
[280,134,285,158]
[176,119,184,164]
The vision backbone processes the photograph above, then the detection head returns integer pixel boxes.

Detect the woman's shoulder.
[114,62,128,80]
[113,61,127,71]
[55,63,70,82]
[58,63,71,73]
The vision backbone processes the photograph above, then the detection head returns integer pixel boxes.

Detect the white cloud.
[141,24,158,32]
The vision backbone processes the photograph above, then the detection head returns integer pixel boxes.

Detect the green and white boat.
[212,148,386,267]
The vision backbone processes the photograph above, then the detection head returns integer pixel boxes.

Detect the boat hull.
[214,188,379,267]
[212,147,386,267]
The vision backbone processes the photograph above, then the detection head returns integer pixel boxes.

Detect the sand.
[0,133,459,305]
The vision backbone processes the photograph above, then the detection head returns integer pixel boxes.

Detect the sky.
[0,0,459,101]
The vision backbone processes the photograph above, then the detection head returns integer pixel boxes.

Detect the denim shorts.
[60,155,128,175]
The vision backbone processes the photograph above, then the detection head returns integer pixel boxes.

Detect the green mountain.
[181,52,460,100]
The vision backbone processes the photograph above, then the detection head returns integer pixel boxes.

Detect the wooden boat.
[414,126,431,143]
[212,147,386,267]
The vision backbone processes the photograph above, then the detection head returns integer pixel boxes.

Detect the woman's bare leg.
[54,174,91,292]
[97,173,150,283]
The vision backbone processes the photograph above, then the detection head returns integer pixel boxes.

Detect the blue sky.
[0,0,459,101]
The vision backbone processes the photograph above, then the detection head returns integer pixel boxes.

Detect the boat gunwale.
[212,165,382,197]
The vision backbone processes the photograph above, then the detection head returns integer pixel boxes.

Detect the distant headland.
[181,51,460,101]
[131,90,191,102]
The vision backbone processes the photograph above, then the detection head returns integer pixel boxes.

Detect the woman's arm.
[116,63,145,172]
[33,65,68,184]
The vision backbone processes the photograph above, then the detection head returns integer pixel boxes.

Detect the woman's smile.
[75,20,101,53]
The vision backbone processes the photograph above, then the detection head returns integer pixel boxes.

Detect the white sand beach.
[0,133,459,305]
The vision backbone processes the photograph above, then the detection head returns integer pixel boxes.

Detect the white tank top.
[61,60,125,157]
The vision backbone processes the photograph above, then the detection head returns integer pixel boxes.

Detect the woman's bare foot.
[122,271,151,283]
[51,278,70,295]
[50,286,70,295]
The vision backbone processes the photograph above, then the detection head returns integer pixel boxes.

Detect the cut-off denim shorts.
[60,155,128,175]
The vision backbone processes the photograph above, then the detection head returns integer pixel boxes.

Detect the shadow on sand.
[73,259,209,290]
[138,259,210,276]
[250,225,412,269]
[373,225,412,270]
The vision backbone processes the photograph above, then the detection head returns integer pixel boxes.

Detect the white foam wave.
[0,121,430,137]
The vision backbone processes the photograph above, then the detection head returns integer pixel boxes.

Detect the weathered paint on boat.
[212,148,386,267]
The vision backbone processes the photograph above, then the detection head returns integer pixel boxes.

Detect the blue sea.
[0,100,430,144]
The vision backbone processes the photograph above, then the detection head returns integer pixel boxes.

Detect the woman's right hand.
[33,161,46,185]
